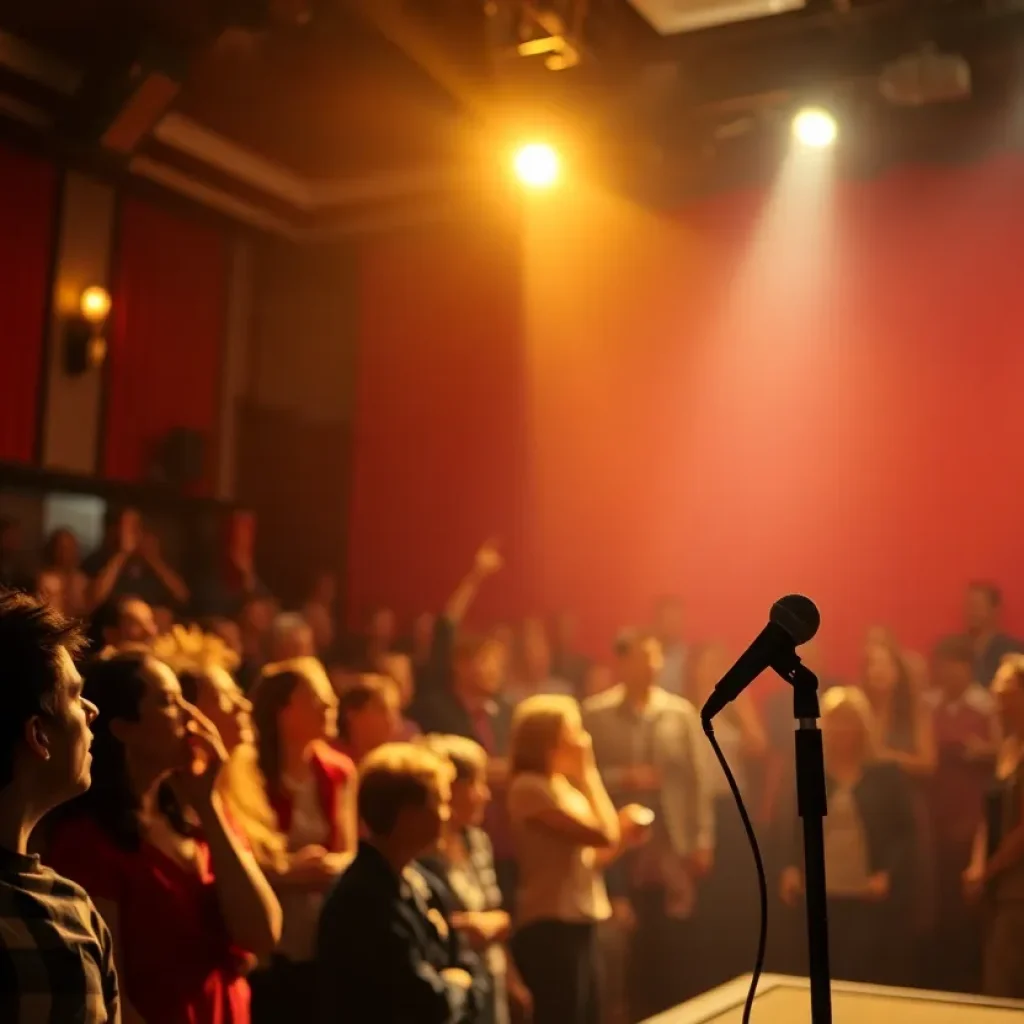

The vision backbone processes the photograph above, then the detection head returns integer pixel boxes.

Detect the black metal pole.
[789,662,832,1024]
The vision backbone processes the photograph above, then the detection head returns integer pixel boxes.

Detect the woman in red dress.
[47,650,281,1024]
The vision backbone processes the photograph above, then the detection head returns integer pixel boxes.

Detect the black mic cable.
[701,716,768,1024]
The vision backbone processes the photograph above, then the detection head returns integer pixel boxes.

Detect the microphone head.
[769,594,820,646]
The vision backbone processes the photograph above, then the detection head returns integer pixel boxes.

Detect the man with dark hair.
[963,581,1022,687]
[316,742,481,1023]
[0,589,119,1022]
[89,594,157,654]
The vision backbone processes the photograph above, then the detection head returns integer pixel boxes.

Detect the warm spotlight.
[513,143,560,188]
[792,108,838,149]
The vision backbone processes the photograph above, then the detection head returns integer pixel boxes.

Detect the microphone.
[700,595,820,723]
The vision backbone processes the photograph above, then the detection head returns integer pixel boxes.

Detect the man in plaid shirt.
[0,589,119,1022]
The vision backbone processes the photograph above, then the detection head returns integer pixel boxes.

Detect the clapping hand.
[174,704,228,806]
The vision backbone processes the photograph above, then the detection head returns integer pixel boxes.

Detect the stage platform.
[644,974,1024,1024]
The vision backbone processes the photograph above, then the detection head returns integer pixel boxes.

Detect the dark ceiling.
[1,0,1023,233]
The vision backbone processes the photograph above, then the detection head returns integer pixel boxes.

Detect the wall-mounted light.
[64,285,111,377]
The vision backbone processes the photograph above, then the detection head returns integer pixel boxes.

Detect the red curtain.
[350,156,1024,675]
[0,147,56,464]
[347,219,527,624]
[104,197,228,491]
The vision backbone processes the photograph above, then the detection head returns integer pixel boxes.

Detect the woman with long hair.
[780,687,915,985]
[154,626,286,871]
[963,654,1024,999]
[247,657,355,1018]
[506,695,645,1024]
[46,650,281,1024]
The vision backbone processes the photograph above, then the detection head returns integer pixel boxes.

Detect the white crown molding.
[154,112,471,210]
[129,155,300,237]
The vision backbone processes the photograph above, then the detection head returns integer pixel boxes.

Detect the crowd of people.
[0,504,1023,1024]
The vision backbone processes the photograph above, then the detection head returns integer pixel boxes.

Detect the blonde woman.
[780,687,914,984]
[506,695,647,1024]
[963,654,1024,998]
[154,626,285,867]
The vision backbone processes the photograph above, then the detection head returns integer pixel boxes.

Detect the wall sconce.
[64,286,111,377]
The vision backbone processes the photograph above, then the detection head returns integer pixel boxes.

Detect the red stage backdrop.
[349,156,1024,676]
[0,148,56,464]
[104,197,228,491]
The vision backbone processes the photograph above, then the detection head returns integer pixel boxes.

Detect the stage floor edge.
[642,974,1024,1024]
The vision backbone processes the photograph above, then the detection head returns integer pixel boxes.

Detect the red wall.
[348,219,528,623]
[104,197,228,491]
[0,148,56,464]
[348,156,1024,675]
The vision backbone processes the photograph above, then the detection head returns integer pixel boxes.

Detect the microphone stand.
[773,650,832,1024]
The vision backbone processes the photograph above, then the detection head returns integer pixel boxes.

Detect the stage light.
[513,143,560,188]
[792,108,838,149]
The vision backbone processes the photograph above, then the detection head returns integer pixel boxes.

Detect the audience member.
[410,611,438,688]
[583,631,713,1018]
[924,635,996,991]
[302,570,338,656]
[963,582,1023,688]
[335,674,401,764]
[507,695,643,1024]
[550,610,590,696]
[197,510,269,618]
[651,596,687,696]
[963,653,1024,999]
[249,657,355,1013]
[90,595,158,653]
[268,613,316,663]
[84,507,189,611]
[379,651,422,739]
[419,734,534,1024]
[506,618,573,705]
[780,687,915,985]
[316,742,481,1023]
[0,590,118,1023]
[48,650,281,1024]
[686,642,768,992]
[38,528,90,618]
[237,595,277,689]
[860,634,937,975]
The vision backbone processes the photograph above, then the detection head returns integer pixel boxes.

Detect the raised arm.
[139,534,190,605]
[88,551,130,610]
[178,710,281,958]
[444,540,503,625]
